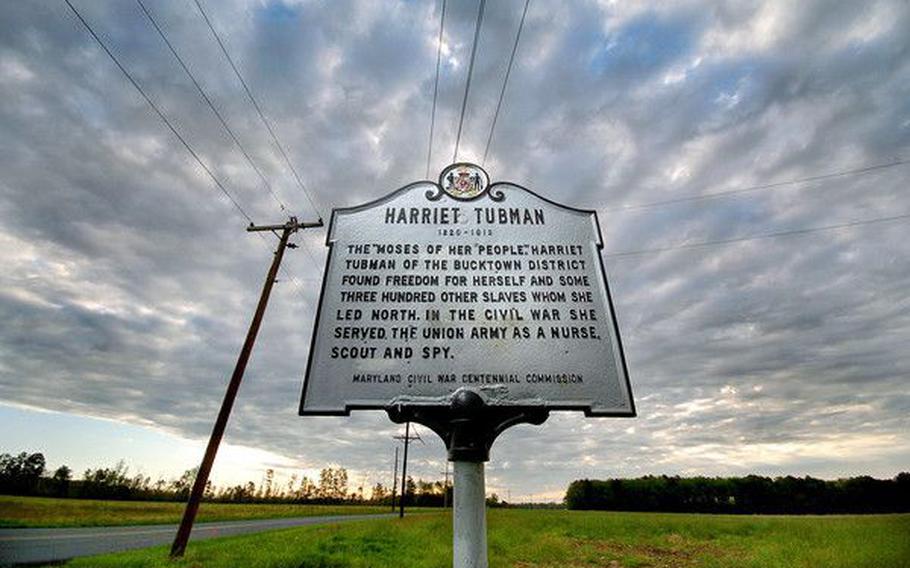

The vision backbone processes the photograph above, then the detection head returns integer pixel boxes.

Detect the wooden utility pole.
[170,216,322,558]
[440,462,450,508]
[391,446,399,512]
[393,422,422,518]
[398,422,410,519]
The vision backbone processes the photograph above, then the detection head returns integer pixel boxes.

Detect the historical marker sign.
[300,164,634,417]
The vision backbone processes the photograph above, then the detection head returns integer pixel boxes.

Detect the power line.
[426,0,447,179]
[139,0,322,273]
[482,0,530,167]
[452,0,486,163]
[65,1,317,292]
[608,158,910,212]
[192,0,324,221]
[183,0,329,275]
[136,0,287,212]
[603,211,910,259]
[63,0,253,224]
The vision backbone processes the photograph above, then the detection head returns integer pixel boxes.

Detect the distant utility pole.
[170,216,322,558]
[393,422,422,518]
[390,446,399,512]
[440,462,450,508]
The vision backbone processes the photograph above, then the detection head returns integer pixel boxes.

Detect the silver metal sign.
[300,164,634,417]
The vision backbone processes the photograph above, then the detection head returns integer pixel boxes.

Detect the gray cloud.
[1,0,908,498]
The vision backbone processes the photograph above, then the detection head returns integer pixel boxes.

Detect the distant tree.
[0,452,46,495]
[403,476,417,505]
[564,479,597,510]
[417,480,435,496]
[170,467,198,501]
[896,473,910,512]
[129,473,150,494]
[318,467,348,501]
[565,473,910,514]
[221,482,254,503]
[51,465,72,496]
[297,476,316,501]
[371,482,388,503]
[261,469,275,500]
[286,474,298,498]
[336,468,349,499]
[52,465,72,482]
[79,460,132,499]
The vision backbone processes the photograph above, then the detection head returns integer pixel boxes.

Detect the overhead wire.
[607,158,910,212]
[603,211,910,259]
[596,158,910,260]
[63,0,254,225]
[452,0,486,163]
[190,0,325,278]
[65,1,316,290]
[80,2,907,281]
[426,0,447,179]
[433,3,907,267]
[482,0,531,167]
[136,0,287,212]
[141,0,322,273]
[192,0,324,222]
[452,6,908,266]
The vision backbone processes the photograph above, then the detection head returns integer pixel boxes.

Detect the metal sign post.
[170,216,322,558]
[454,461,486,568]
[388,388,547,568]
[299,163,635,567]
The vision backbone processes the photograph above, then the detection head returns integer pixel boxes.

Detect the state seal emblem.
[440,163,489,200]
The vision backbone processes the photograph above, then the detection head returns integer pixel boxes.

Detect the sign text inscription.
[301,165,634,416]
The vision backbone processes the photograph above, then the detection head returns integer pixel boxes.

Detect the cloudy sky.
[1,0,908,501]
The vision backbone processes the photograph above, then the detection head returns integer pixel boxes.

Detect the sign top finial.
[439,162,489,200]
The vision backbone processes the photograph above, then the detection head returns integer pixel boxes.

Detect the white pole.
[453,461,487,568]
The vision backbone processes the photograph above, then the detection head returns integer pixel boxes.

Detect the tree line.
[565,473,910,514]
[0,451,454,506]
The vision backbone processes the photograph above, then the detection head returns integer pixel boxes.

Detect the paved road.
[0,513,395,566]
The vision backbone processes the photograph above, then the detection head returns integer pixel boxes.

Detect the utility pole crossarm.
[247,217,324,232]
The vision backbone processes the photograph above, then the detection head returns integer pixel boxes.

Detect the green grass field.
[0,495,388,528]
[63,509,910,568]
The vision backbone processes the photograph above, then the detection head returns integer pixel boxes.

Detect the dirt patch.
[564,534,744,568]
